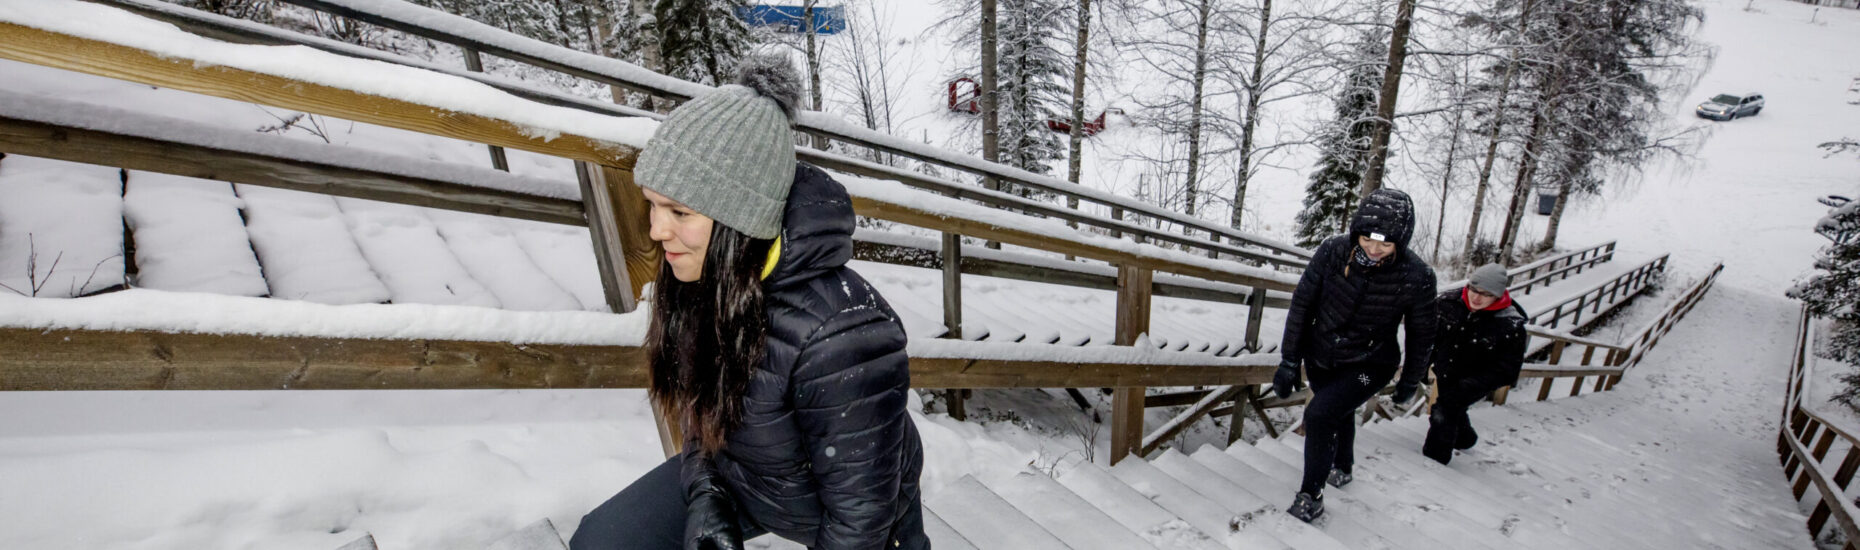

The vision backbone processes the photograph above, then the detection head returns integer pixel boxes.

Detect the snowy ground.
[0,0,1856,548]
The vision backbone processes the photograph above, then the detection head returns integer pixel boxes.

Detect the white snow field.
[0,0,1856,548]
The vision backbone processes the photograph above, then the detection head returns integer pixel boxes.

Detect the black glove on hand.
[1272,360,1301,399]
[684,478,744,550]
[1391,381,1420,405]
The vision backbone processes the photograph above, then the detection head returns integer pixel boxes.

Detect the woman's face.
[643,187,714,283]
[1357,235,1396,261]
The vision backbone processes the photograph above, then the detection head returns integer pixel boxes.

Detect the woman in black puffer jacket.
[570,55,925,550]
[1272,188,1437,523]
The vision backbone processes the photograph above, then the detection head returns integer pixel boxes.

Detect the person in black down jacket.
[1423,263,1527,465]
[570,54,925,550]
[1272,188,1438,523]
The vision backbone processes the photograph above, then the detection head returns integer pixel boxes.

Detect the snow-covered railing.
[78,0,1311,268]
[1777,304,1860,549]
[1528,254,1667,329]
[1508,241,1617,295]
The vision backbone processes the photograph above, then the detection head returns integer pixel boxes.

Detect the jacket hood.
[1350,188,1418,249]
[762,163,855,290]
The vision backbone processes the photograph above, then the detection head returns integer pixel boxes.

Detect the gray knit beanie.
[1468,263,1510,295]
[634,54,802,240]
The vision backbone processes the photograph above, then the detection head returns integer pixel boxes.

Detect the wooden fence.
[1779,304,1860,549]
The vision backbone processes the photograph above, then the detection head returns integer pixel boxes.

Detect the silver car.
[1696,92,1764,120]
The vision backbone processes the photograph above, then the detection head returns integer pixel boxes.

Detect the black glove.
[1391,381,1420,405]
[684,476,744,550]
[1272,360,1301,399]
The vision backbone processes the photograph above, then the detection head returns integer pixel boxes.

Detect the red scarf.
[1462,287,1514,312]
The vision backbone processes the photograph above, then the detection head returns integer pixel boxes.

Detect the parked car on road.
[1696,93,1764,120]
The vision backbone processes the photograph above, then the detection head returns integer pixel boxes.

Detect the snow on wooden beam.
[0,326,1279,391]
[0,326,648,391]
[0,91,588,226]
[0,12,648,169]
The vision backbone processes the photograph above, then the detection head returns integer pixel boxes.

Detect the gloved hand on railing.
[1273,360,1302,399]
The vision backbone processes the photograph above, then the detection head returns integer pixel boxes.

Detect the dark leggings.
[569,458,768,550]
[1300,362,1396,495]
[1423,379,1486,464]
[570,457,930,550]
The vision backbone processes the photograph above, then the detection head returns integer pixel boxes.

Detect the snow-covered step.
[1150,449,1353,550]
[923,507,979,550]
[988,471,1157,550]
[1052,460,1226,550]
[1375,414,1670,517]
[925,475,1071,550]
[1307,429,1592,549]
[335,198,501,307]
[335,534,377,550]
[1341,427,1602,548]
[427,211,583,311]
[121,172,269,296]
[1200,442,1442,549]
[236,184,391,304]
[1249,437,1504,549]
[1106,455,1288,549]
[484,518,566,550]
[0,155,126,297]
[1352,426,1670,550]
[504,218,606,311]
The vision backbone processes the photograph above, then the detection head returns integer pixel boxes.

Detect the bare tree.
[1357,0,1420,197]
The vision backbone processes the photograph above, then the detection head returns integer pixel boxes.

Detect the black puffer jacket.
[680,164,924,550]
[1280,189,1438,386]
[1431,288,1528,394]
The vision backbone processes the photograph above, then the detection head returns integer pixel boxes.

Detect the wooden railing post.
[1244,287,1267,352]
[1109,264,1153,465]
[940,231,967,420]
[1228,389,1253,445]
[460,47,509,172]
[576,161,678,457]
[1815,447,1860,534]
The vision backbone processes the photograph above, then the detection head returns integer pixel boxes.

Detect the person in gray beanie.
[1422,263,1528,464]
[571,54,925,550]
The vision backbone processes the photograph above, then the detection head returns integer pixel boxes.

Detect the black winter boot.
[1454,424,1479,450]
[1288,491,1324,523]
[1326,468,1353,489]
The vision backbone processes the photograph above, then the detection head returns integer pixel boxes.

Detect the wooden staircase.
[410,378,1802,550]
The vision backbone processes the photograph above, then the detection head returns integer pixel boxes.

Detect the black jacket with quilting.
[1430,288,1528,395]
[680,164,924,550]
[1279,189,1438,387]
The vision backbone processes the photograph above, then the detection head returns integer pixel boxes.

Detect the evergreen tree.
[995,0,1071,179]
[1293,31,1384,248]
[1795,142,1860,406]
[653,0,758,85]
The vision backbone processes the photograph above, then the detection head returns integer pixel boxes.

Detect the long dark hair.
[646,224,775,454]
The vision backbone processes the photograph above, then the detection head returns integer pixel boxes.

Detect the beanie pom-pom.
[734,53,804,121]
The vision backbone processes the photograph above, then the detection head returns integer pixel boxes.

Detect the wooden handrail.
[0,90,588,225]
[0,326,1282,391]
